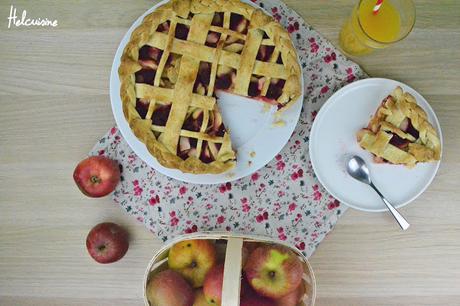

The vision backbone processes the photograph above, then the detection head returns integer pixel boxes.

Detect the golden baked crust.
[119,0,301,174]
[357,87,441,168]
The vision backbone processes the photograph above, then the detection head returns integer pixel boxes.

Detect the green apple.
[168,239,217,287]
[244,245,303,299]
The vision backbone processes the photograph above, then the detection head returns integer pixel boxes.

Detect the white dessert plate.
[110,0,303,184]
[309,78,442,212]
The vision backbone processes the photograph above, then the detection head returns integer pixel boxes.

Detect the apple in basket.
[242,242,260,267]
[86,222,129,264]
[168,240,217,287]
[244,245,303,299]
[193,289,214,306]
[240,273,252,298]
[73,156,120,197]
[203,263,224,305]
[274,283,304,306]
[146,269,194,306]
[240,291,276,306]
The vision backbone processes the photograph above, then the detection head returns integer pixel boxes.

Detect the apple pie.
[357,87,441,168]
[118,0,301,174]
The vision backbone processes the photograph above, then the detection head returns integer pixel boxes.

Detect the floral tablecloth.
[90,0,366,257]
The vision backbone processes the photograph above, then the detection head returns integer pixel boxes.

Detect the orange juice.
[339,0,403,56]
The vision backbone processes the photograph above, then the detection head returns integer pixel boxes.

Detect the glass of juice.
[339,0,416,56]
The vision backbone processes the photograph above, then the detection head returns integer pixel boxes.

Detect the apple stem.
[90,175,101,184]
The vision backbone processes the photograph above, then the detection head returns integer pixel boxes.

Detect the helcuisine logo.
[7,5,58,28]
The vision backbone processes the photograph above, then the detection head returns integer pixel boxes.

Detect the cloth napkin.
[90,0,366,257]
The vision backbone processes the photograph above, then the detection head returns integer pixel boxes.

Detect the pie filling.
[229,13,249,34]
[133,29,287,163]
[135,97,227,164]
[368,98,419,163]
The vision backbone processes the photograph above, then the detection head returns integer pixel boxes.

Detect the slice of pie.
[357,87,441,168]
[118,0,301,174]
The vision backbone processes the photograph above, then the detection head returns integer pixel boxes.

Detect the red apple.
[242,242,261,270]
[86,222,129,264]
[274,284,304,306]
[147,269,194,306]
[240,292,276,306]
[203,264,224,305]
[168,240,217,287]
[193,289,214,306]
[244,246,303,299]
[240,273,252,298]
[73,156,120,198]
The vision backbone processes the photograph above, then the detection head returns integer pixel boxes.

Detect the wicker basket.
[143,232,316,306]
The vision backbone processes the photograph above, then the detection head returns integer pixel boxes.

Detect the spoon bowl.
[347,156,371,185]
[346,156,410,230]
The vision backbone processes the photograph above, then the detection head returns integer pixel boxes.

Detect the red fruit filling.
[177,136,195,160]
[151,104,171,126]
[175,23,190,40]
[199,141,222,164]
[215,74,233,90]
[211,12,224,27]
[133,14,291,162]
[248,76,266,97]
[266,79,285,100]
[214,124,226,137]
[200,141,214,163]
[248,82,261,97]
[138,45,163,62]
[399,118,419,139]
[164,53,177,67]
[205,31,222,48]
[256,45,275,62]
[208,111,226,137]
[135,98,149,119]
[193,62,212,94]
[389,133,410,149]
[177,146,190,160]
[276,53,283,64]
[156,21,170,33]
[176,108,227,162]
[138,59,158,70]
[138,45,151,60]
[182,111,204,132]
[374,156,389,164]
[230,13,249,34]
[135,69,156,85]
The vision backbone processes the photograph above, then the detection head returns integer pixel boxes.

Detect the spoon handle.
[370,183,410,231]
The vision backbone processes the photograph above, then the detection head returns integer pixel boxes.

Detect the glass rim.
[357,0,416,45]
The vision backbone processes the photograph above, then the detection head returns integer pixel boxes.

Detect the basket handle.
[222,237,243,306]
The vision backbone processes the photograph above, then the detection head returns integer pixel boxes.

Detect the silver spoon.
[347,156,410,231]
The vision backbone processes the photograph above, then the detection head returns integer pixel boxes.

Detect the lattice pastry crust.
[357,87,441,168]
[119,0,301,174]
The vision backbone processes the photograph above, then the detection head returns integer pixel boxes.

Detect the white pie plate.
[309,78,443,212]
[110,0,303,184]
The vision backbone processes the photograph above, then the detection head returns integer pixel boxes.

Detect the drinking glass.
[339,0,416,56]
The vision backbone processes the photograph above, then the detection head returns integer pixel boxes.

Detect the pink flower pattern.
[90,0,365,257]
